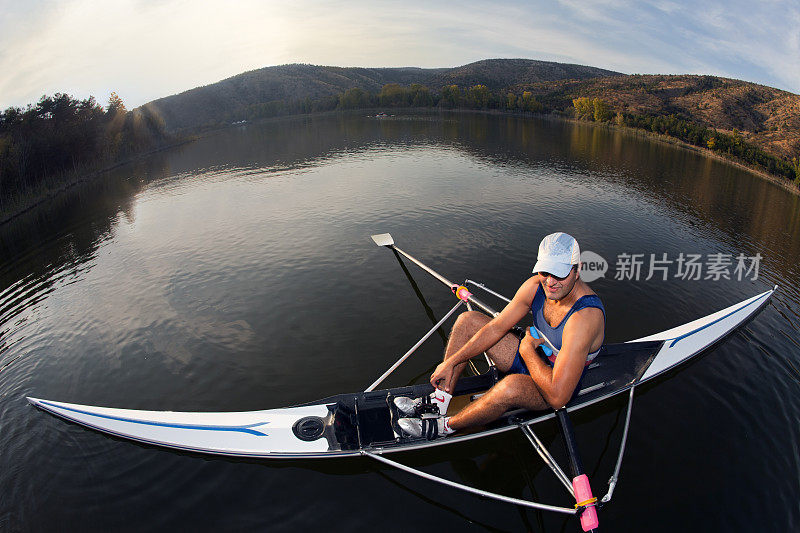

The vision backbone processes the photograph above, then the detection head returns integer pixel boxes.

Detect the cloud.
[0,0,294,108]
[0,0,797,110]
[552,0,800,90]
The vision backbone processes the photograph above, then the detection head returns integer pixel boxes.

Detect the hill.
[428,58,620,90]
[516,74,800,161]
[137,59,799,184]
[138,58,798,162]
[140,59,622,132]
[5,59,797,225]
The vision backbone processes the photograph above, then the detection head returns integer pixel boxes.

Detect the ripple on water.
[1,113,799,531]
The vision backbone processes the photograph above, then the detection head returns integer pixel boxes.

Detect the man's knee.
[493,375,523,397]
[453,310,490,335]
[491,375,542,410]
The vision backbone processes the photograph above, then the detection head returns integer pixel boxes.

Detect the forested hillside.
[140,59,621,132]
[136,59,799,186]
[3,58,799,223]
[516,74,800,163]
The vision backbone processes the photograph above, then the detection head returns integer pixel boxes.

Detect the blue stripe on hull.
[668,293,767,347]
[38,400,270,436]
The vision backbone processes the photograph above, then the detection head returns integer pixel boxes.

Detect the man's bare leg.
[398,312,545,438]
[439,311,522,392]
[448,374,548,430]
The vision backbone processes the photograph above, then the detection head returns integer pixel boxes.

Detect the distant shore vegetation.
[236,84,800,187]
[2,80,799,222]
[0,92,173,219]
[571,96,800,184]
[241,83,544,119]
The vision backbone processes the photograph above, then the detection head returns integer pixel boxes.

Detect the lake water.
[1,112,798,532]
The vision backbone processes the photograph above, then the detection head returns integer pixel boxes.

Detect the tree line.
[337,83,544,112]
[236,83,545,124]
[0,92,171,211]
[342,86,799,185]
[623,114,798,182]
[3,84,797,217]
[570,97,799,184]
[239,84,798,192]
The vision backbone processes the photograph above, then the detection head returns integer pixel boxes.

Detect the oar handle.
[528,327,553,357]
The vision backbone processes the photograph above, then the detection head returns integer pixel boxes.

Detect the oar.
[556,409,600,531]
[371,233,497,316]
[528,326,598,530]
[387,244,480,376]
[372,232,599,531]
[389,247,449,346]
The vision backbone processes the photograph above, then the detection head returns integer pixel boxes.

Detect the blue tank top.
[531,285,605,362]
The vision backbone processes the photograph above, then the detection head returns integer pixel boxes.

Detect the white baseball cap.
[532,232,580,278]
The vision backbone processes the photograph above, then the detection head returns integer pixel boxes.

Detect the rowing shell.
[27,287,774,459]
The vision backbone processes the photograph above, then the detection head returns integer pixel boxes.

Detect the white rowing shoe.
[398,416,455,439]
[393,389,452,416]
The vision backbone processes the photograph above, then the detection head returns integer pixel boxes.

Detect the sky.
[1,0,798,111]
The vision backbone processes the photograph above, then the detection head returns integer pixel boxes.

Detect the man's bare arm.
[518,308,604,408]
[430,277,540,389]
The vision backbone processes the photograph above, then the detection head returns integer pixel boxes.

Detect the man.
[395,232,605,438]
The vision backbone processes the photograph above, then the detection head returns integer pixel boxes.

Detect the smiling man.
[395,232,606,439]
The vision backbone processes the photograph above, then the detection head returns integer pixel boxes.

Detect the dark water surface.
[1,113,798,532]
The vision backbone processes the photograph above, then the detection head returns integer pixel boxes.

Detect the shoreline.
[557,115,800,196]
[2,108,796,225]
[351,107,800,195]
[0,137,195,226]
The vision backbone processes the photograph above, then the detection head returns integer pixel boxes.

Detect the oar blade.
[371,233,394,247]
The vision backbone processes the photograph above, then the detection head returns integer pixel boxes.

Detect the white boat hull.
[28,287,775,459]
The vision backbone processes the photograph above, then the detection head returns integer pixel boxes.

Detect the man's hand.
[519,328,544,359]
[430,360,456,393]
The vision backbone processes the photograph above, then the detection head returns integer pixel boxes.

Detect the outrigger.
[28,234,776,531]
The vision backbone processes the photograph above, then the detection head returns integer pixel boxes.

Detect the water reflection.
[7,111,796,284]
[0,112,798,532]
